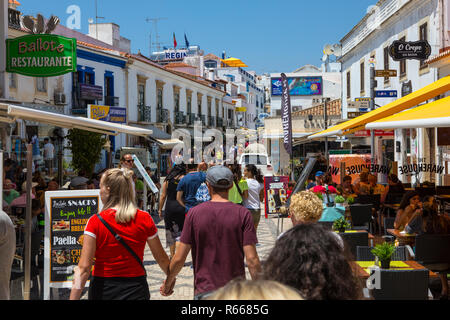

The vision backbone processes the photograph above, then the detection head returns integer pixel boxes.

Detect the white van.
[238,153,274,177]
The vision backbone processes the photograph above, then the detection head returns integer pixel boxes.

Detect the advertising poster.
[88,104,127,124]
[264,176,289,218]
[44,190,102,299]
[328,154,372,184]
[271,76,322,96]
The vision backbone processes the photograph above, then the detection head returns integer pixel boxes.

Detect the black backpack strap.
[96,213,146,273]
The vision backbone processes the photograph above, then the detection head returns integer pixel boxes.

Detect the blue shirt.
[177,171,207,212]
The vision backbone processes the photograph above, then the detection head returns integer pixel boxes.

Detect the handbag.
[235,181,244,206]
[96,213,147,274]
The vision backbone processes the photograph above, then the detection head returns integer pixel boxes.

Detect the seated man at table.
[405,197,450,300]
[337,175,356,198]
[368,174,385,195]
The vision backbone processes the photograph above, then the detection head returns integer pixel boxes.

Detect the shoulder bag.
[96,213,146,274]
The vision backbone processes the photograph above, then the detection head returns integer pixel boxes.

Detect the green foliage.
[347,196,355,204]
[333,217,350,231]
[66,128,106,177]
[315,192,323,200]
[334,195,346,203]
[371,242,396,261]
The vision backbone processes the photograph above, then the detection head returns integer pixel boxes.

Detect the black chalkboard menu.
[44,191,101,288]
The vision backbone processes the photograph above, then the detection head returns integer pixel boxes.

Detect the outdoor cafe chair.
[412,234,450,267]
[339,232,368,259]
[349,204,374,233]
[356,245,408,261]
[436,186,450,195]
[368,269,430,300]
[355,194,381,211]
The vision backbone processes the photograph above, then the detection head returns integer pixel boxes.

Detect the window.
[204,60,217,69]
[346,71,351,99]
[360,61,365,94]
[138,84,145,106]
[157,88,163,109]
[187,96,192,114]
[36,77,47,93]
[383,47,390,82]
[419,22,428,69]
[9,73,17,89]
[174,93,180,113]
[399,36,407,76]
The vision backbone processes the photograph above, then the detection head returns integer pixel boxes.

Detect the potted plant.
[315,192,323,201]
[371,242,396,269]
[334,195,345,207]
[347,196,355,205]
[332,217,350,233]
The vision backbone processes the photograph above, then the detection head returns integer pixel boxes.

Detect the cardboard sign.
[44,190,102,299]
[264,176,289,218]
[132,154,158,194]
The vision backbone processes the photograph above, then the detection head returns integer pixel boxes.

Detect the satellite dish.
[323,44,333,55]
[332,44,342,57]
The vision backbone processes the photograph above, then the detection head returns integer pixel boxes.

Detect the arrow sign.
[375,69,397,77]
[375,90,398,98]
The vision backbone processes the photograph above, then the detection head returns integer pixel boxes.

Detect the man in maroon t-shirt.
[161,165,261,299]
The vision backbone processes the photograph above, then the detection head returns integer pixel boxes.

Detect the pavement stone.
[146,209,291,300]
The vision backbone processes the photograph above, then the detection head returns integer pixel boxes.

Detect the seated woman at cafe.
[404,196,450,300]
[394,190,422,231]
[353,171,370,195]
[381,173,405,204]
[368,174,385,195]
[310,173,338,194]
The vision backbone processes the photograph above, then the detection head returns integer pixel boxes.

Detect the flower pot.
[338,227,346,233]
[380,259,391,269]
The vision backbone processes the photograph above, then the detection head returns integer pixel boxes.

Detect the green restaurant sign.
[6,34,77,77]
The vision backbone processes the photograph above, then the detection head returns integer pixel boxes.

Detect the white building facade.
[340,0,441,185]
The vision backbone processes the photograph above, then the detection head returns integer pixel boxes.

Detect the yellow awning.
[366,95,450,129]
[221,57,248,68]
[308,76,450,139]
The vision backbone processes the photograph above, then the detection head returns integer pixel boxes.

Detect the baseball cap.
[22,181,38,190]
[206,165,233,189]
[315,171,324,177]
[70,176,89,188]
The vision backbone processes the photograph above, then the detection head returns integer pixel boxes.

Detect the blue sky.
[16,0,377,74]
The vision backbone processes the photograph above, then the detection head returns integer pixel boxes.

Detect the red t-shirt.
[180,201,258,295]
[311,185,338,194]
[84,208,158,278]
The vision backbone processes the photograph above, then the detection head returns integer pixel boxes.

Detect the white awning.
[155,138,183,150]
[0,104,152,137]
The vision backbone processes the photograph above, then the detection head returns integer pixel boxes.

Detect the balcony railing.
[157,108,169,123]
[175,111,185,125]
[138,105,151,123]
[8,8,21,29]
[105,96,119,107]
[217,118,223,127]
[187,113,195,125]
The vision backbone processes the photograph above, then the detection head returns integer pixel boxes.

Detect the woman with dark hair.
[405,196,450,299]
[159,164,187,258]
[262,223,361,300]
[243,164,264,231]
[227,164,248,205]
[394,190,421,231]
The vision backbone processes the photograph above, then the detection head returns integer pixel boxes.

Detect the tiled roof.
[204,53,221,60]
[164,62,197,69]
[425,47,450,65]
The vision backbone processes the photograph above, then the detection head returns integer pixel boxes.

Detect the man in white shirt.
[43,138,55,176]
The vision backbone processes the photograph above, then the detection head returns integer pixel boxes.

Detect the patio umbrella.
[221,57,248,67]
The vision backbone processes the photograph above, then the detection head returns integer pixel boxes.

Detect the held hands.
[160,278,176,296]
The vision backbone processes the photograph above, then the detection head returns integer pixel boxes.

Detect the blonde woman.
[206,279,303,300]
[70,168,171,300]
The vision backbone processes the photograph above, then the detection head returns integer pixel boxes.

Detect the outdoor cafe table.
[387,228,416,246]
[335,230,375,247]
[352,260,438,279]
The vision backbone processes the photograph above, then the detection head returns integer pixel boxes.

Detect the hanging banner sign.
[6,34,77,77]
[375,90,398,98]
[389,40,431,61]
[281,73,293,156]
[264,176,289,218]
[44,190,102,299]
